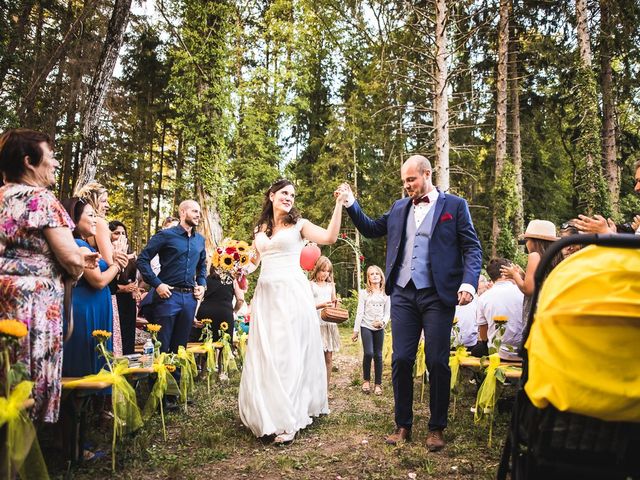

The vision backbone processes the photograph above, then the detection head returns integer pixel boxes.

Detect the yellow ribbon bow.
[143,354,179,440]
[202,340,218,394]
[382,327,393,366]
[176,346,197,411]
[64,362,143,471]
[236,332,248,364]
[0,381,49,479]
[449,346,469,391]
[413,339,426,378]
[474,353,505,447]
[474,353,501,422]
[220,332,237,374]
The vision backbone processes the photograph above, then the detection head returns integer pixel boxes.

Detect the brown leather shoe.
[426,429,445,452]
[385,427,411,445]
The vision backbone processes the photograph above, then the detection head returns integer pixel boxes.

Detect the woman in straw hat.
[501,219,563,324]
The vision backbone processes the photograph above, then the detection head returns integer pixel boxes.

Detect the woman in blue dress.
[61,198,129,376]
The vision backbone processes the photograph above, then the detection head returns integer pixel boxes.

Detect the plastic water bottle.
[143,338,154,368]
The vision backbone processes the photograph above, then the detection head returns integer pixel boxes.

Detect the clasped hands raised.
[333,183,353,205]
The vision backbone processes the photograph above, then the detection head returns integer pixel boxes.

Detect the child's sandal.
[361,382,371,394]
[374,385,383,396]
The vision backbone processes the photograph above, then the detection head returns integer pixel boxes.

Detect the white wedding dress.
[238,219,329,437]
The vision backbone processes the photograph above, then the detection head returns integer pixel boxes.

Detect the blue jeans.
[361,327,384,385]
[390,283,455,431]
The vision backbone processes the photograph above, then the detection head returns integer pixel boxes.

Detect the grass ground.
[45,327,512,479]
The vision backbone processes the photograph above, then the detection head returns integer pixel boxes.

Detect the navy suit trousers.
[390,282,455,431]
[154,291,197,385]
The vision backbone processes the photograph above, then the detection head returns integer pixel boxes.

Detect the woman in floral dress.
[0,129,95,423]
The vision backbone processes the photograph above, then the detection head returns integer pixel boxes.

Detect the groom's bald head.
[401,155,434,200]
[403,155,432,175]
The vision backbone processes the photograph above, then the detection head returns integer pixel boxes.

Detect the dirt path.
[68,330,506,480]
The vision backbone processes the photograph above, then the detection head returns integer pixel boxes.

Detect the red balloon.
[300,244,321,271]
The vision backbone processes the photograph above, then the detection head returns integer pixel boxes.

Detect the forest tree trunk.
[509,14,524,237]
[576,0,593,67]
[491,0,510,256]
[574,0,611,216]
[599,0,619,213]
[75,0,133,191]
[433,0,450,192]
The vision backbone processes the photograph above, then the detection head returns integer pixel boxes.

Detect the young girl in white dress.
[238,179,349,444]
[309,256,341,395]
[352,265,390,396]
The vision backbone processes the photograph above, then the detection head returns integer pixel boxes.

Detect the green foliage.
[573,65,612,217]
[619,192,640,222]
[337,288,359,328]
[168,0,234,231]
[0,0,639,262]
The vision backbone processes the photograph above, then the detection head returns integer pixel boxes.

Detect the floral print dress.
[0,183,74,423]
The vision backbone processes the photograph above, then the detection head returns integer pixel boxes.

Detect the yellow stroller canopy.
[524,244,640,422]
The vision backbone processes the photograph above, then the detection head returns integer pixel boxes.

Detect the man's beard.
[185,218,199,227]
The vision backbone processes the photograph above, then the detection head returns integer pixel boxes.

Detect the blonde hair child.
[352,265,390,395]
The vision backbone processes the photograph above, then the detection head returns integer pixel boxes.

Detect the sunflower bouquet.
[210,239,252,284]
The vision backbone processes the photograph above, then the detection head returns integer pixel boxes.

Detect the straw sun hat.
[519,219,559,242]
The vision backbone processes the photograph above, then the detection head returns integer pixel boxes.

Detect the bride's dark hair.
[254,179,301,238]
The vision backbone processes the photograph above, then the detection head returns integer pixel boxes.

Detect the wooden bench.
[186,341,223,354]
[61,377,112,463]
[60,367,155,464]
[456,355,523,380]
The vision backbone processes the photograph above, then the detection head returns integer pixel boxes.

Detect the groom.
[341,155,482,451]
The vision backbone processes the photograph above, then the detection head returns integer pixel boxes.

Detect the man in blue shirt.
[138,200,207,364]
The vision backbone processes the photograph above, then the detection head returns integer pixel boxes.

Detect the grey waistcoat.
[396,203,437,289]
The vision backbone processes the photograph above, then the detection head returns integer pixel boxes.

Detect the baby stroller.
[497,234,640,480]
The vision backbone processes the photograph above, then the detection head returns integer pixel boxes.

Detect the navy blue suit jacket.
[347,189,483,306]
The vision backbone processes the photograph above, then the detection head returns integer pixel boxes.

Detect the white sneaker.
[274,431,296,444]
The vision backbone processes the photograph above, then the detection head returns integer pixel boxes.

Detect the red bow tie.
[413,194,430,205]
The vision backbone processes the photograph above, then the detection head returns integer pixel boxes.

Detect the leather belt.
[172,286,194,293]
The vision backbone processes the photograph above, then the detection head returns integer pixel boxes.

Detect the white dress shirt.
[453,296,479,347]
[413,189,439,228]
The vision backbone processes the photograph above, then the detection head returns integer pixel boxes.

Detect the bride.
[238,179,348,443]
